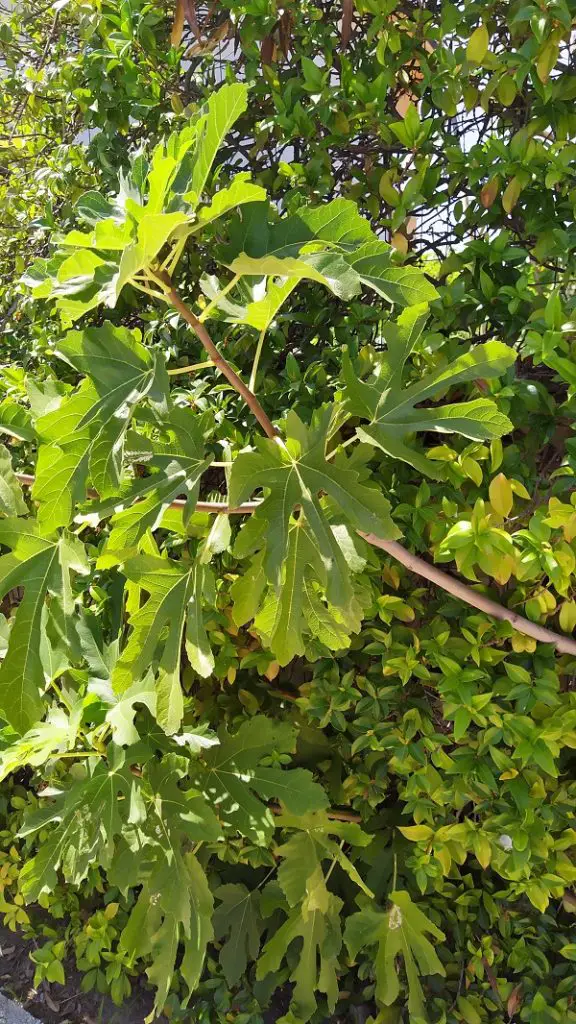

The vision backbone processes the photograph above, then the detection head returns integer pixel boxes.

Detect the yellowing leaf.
[467,24,489,63]
[461,457,482,486]
[391,231,408,254]
[559,601,576,634]
[457,995,482,1024]
[560,944,576,961]
[436,845,452,873]
[379,172,400,207]
[511,631,536,653]
[398,825,434,842]
[497,76,517,106]
[537,39,559,83]
[334,111,350,134]
[170,0,185,46]
[510,478,531,500]
[489,473,513,517]
[502,176,522,214]
[473,834,492,869]
[526,881,549,913]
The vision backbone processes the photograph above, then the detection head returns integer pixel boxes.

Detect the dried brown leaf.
[278,10,293,58]
[341,0,353,49]
[171,0,185,47]
[507,984,522,1017]
[480,176,500,209]
[183,0,200,39]
[44,991,60,1012]
[260,34,274,65]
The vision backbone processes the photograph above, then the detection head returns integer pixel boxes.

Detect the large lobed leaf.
[33,322,170,528]
[112,553,214,735]
[188,716,328,845]
[345,890,446,1017]
[229,407,398,663]
[344,305,515,478]
[0,521,89,735]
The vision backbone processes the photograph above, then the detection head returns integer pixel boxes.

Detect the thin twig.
[270,801,361,823]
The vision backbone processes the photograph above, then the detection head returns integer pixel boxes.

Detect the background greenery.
[0,0,576,1022]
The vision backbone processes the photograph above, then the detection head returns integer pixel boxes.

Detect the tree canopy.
[0,1,576,1022]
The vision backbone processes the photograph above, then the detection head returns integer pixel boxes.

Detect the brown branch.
[16,475,260,516]
[157,271,277,439]
[270,801,361,823]
[15,501,576,656]
[358,533,576,657]
[15,472,576,654]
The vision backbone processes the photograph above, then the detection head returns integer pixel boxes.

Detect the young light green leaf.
[0,397,36,442]
[227,250,361,301]
[185,82,249,207]
[193,172,266,228]
[200,272,297,332]
[345,891,446,1017]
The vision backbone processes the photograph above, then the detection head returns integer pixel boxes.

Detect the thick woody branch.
[15,473,576,656]
[358,533,576,657]
[169,495,576,657]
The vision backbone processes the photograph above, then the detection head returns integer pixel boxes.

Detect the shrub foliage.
[0,1,576,1023]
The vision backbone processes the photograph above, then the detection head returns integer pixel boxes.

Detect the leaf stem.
[198,273,240,323]
[326,434,357,461]
[48,677,73,714]
[131,280,169,302]
[324,840,345,884]
[167,360,213,376]
[161,236,187,275]
[57,751,104,759]
[249,328,266,393]
[156,271,277,439]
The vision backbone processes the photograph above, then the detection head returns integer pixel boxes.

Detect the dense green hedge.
[0,1,576,1022]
